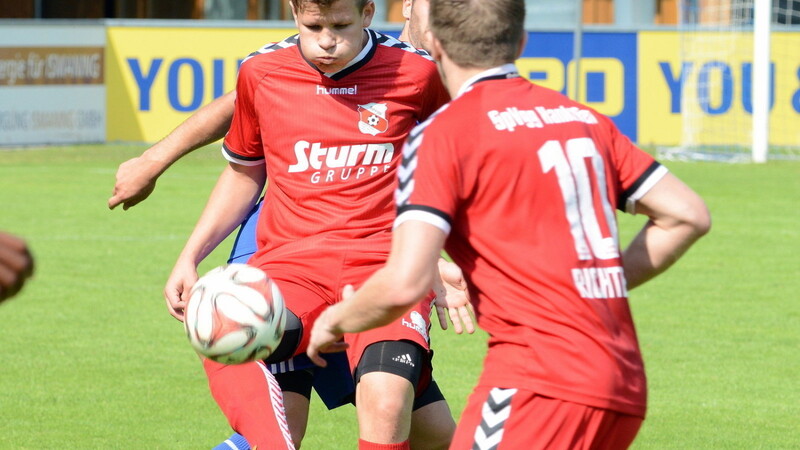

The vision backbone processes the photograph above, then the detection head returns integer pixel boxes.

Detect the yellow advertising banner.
[106,27,294,142]
[639,31,800,148]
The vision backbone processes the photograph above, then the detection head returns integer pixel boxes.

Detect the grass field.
[0,144,798,449]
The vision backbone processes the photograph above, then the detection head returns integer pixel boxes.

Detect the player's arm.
[108,91,236,210]
[622,172,711,290]
[0,231,34,302]
[164,162,265,321]
[307,221,446,365]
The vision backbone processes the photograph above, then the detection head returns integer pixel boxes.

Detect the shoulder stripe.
[243,35,300,63]
[395,102,451,210]
[373,30,433,61]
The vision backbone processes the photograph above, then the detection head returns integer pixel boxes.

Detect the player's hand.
[432,259,475,334]
[0,232,34,303]
[108,155,164,210]
[307,286,352,367]
[164,260,198,322]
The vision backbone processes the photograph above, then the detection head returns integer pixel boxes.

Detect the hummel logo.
[316,84,358,95]
[392,353,415,367]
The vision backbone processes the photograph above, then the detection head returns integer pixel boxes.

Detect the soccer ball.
[184,264,287,364]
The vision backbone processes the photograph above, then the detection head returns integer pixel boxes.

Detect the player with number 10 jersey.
[397,63,665,424]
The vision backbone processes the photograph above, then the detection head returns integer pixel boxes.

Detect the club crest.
[358,103,389,136]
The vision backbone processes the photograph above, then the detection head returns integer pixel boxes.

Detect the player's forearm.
[141,91,236,172]
[177,163,264,267]
[330,267,430,334]
[622,220,704,290]
[622,172,711,290]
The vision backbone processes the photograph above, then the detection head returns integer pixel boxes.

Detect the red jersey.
[395,64,667,417]
[223,30,449,260]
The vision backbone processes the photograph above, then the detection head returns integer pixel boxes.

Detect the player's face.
[293,0,375,73]
[405,0,431,51]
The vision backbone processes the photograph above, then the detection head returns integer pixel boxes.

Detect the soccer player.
[0,231,34,303]
[165,0,467,448]
[107,0,430,212]
[307,0,712,448]
[112,1,466,449]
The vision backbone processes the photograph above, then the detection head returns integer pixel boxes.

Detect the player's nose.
[318,29,336,51]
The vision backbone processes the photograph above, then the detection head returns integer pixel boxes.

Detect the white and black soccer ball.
[184,264,287,365]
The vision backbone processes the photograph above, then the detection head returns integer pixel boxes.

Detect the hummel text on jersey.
[316,84,358,95]
[288,140,394,183]
[571,266,628,299]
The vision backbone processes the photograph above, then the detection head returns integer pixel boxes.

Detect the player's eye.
[306,24,322,31]
[334,23,351,30]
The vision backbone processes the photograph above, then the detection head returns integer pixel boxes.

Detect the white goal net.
[659,0,800,162]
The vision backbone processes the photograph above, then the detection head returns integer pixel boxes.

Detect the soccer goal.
[659,0,800,162]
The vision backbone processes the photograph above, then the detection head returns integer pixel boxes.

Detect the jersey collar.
[456,63,520,98]
[314,29,377,80]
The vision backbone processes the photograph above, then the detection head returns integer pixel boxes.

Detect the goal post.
[660,0,800,162]
[752,0,771,163]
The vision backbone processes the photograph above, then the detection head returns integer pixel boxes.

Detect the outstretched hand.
[307,286,351,367]
[432,259,475,334]
[108,156,163,210]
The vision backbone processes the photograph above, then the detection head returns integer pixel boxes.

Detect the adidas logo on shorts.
[392,353,415,367]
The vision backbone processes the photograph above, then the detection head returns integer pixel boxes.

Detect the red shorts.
[451,387,643,450]
[254,244,433,374]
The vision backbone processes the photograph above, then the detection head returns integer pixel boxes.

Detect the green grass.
[0,145,798,448]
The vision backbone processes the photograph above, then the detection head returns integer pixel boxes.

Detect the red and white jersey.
[396,64,667,417]
[223,30,448,259]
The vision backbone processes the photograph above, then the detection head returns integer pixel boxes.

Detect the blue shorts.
[228,200,355,410]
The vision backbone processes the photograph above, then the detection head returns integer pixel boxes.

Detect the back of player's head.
[290,0,372,13]
[430,0,525,68]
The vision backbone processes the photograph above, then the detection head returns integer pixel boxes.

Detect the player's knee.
[263,309,302,364]
[358,371,414,413]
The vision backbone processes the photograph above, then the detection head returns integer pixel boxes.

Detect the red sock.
[358,439,410,450]
[203,358,295,449]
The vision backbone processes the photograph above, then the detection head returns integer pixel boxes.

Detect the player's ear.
[362,0,375,27]
[289,0,299,22]
[427,31,443,62]
[402,0,412,20]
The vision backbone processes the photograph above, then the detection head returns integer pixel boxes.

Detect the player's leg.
[204,358,295,449]
[348,324,439,448]
[356,370,415,448]
[205,274,330,449]
[409,381,455,450]
[451,386,643,450]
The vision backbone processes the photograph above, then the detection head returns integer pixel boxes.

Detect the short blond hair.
[430,0,525,68]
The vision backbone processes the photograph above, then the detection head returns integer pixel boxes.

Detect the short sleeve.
[222,58,265,166]
[605,117,668,213]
